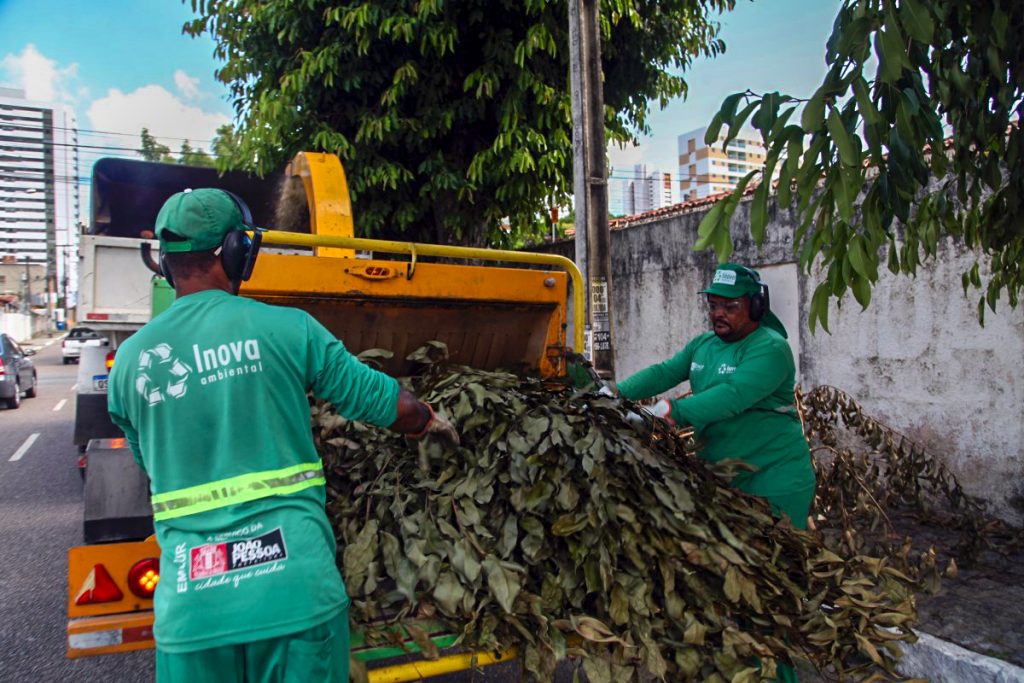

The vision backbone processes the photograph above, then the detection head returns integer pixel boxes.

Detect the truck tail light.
[74,564,124,605]
[105,351,116,371]
[127,558,160,599]
[0,358,5,375]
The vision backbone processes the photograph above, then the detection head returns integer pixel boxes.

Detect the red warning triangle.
[75,564,124,605]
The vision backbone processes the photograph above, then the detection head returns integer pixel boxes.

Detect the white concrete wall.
[800,240,1024,524]
[0,312,33,342]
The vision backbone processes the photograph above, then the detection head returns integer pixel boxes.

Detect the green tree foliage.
[185,0,732,246]
[699,0,1023,329]
[139,128,217,167]
[210,123,243,166]
[139,127,174,163]
[179,140,216,167]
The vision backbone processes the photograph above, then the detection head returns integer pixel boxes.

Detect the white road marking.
[53,399,67,412]
[71,383,78,392]
[9,433,40,462]
[44,339,55,348]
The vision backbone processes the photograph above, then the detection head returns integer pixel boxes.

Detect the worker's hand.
[408,403,460,446]
[596,382,618,398]
[648,398,677,428]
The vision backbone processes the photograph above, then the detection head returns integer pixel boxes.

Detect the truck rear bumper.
[67,612,154,658]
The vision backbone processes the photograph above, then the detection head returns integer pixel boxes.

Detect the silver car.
[0,333,37,409]
[61,326,105,364]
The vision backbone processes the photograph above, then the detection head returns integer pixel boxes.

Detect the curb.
[898,631,1024,683]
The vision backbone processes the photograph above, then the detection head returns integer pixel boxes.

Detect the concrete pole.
[568,0,616,377]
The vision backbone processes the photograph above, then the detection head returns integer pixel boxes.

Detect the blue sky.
[0,0,843,184]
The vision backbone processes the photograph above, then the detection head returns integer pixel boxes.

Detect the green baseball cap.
[702,263,763,298]
[155,188,244,253]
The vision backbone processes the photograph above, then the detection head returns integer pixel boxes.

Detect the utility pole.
[22,256,31,314]
[568,0,615,377]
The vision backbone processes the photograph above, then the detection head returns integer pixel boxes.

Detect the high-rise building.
[677,127,770,201]
[612,164,679,217]
[0,87,79,308]
[608,175,630,217]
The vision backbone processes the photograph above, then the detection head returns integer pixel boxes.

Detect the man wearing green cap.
[618,263,815,527]
[618,263,813,683]
[108,188,459,682]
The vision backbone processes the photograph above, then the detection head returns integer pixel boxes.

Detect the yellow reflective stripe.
[151,463,325,521]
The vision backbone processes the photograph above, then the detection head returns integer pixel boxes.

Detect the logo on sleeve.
[189,528,287,580]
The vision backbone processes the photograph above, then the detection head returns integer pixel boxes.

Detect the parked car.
[62,326,106,364]
[0,333,37,409]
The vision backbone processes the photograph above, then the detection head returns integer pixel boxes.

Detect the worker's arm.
[617,343,695,401]
[304,315,458,444]
[670,336,790,430]
[106,376,144,468]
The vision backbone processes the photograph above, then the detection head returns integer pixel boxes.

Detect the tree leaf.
[705,111,724,146]
[827,107,857,167]
[876,25,906,82]
[750,182,769,245]
[851,76,880,125]
[801,87,826,132]
[899,0,934,44]
[484,556,521,614]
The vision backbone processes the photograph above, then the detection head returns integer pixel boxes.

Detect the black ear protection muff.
[737,265,770,321]
[157,189,263,288]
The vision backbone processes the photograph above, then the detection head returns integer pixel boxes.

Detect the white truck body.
[77,234,158,333]
[74,235,156,454]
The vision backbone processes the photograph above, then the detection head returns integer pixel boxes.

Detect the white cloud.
[87,84,229,152]
[173,69,201,100]
[0,43,82,103]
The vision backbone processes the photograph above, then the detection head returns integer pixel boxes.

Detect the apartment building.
[677,126,769,201]
[611,164,679,217]
[0,87,79,307]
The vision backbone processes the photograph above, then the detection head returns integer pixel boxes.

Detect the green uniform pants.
[156,609,349,683]
[760,483,816,531]
[746,483,816,683]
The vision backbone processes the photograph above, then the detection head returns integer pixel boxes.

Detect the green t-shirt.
[618,326,814,497]
[108,289,399,653]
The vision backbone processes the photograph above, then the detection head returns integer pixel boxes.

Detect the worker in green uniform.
[617,263,813,682]
[618,263,815,526]
[108,188,460,683]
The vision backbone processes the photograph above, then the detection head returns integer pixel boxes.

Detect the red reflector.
[122,625,155,644]
[0,359,5,375]
[85,313,109,320]
[74,564,124,605]
[105,351,116,371]
[127,558,160,599]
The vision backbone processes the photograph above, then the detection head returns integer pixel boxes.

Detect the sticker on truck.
[92,375,108,392]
